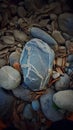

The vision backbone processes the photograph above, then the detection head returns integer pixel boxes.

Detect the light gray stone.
[53,90,73,112]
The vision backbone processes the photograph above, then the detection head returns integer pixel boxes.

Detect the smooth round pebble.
[55,73,70,91]
[53,90,73,112]
[0,66,21,90]
[31,100,40,111]
[40,88,64,121]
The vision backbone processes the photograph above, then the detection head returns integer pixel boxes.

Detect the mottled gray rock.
[55,73,70,91]
[58,13,73,36]
[0,66,21,90]
[40,89,64,121]
[53,90,73,112]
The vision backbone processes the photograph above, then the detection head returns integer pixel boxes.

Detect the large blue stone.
[20,38,55,91]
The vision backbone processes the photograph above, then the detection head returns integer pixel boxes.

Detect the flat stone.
[13,30,27,42]
[1,36,15,44]
[53,90,73,112]
[58,13,73,36]
[12,86,32,101]
[52,30,65,44]
[0,66,21,90]
[40,89,64,121]
[55,73,70,91]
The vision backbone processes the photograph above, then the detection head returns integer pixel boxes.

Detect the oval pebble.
[1,36,15,44]
[29,27,58,51]
[40,89,64,121]
[0,66,21,90]
[53,90,73,112]
[31,100,40,111]
[55,73,70,91]
[13,30,27,42]
[12,85,32,101]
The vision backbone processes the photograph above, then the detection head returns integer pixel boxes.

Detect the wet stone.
[0,66,21,90]
[53,90,73,112]
[40,88,64,121]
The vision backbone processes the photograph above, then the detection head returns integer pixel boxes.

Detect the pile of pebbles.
[0,0,73,129]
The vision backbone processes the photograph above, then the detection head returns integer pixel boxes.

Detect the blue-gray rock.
[12,85,32,101]
[0,66,21,90]
[22,104,33,120]
[0,87,14,120]
[55,73,70,91]
[67,54,73,63]
[53,90,73,112]
[40,89,64,121]
[31,100,40,111]
[9,51,21,66]
[65,63,73,74]
[58,13,73,36]
[20,38,55,91]
[29,27,58,51]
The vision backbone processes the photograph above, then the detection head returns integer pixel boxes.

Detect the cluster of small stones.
[0,0,73,130]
